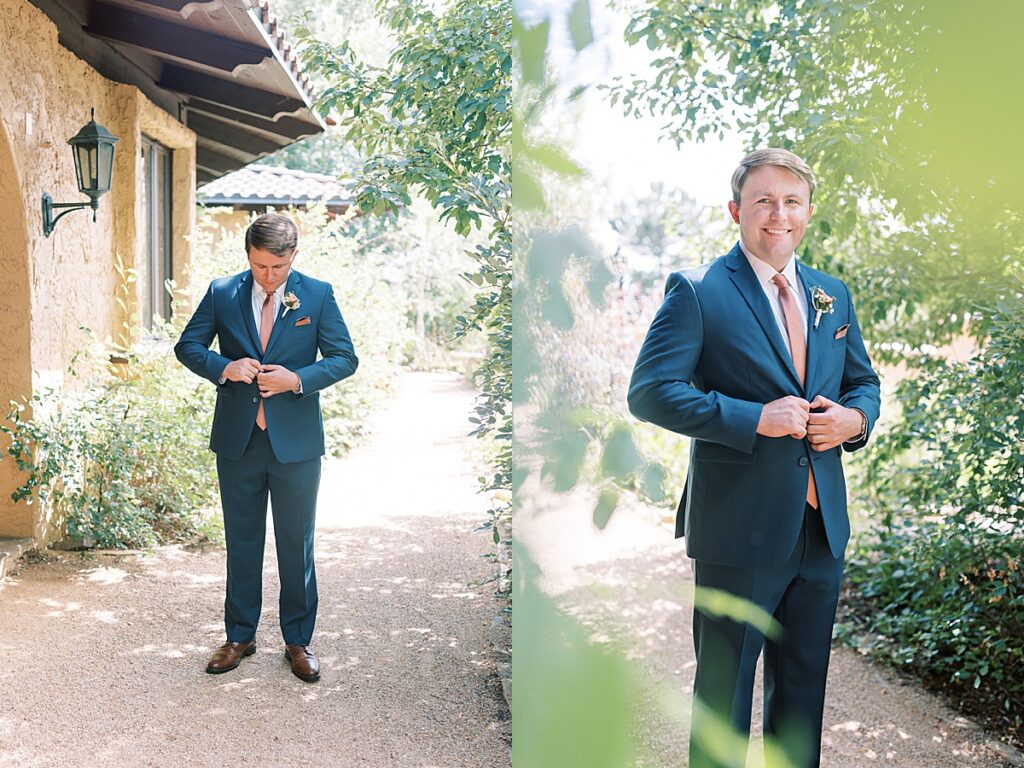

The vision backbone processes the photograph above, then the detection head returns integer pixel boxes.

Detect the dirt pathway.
[0,371,510,768]
[518,485,1020,767]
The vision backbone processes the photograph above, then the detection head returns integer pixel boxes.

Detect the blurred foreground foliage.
[513,3,652,764]
[514,1,796,764]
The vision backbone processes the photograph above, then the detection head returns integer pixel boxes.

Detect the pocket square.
[294,315,311,327]
[834,324,850,340]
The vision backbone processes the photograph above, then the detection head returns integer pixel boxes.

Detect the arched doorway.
[0,118,36,539]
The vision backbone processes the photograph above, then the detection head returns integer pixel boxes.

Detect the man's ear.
[807,203,814,220]
[727,200,741,224]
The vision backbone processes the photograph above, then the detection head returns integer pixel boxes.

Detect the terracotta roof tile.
[259,0,316,103]
[198,164,351,209]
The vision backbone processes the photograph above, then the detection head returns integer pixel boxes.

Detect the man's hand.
[257,364,300,398]
[757,396,811,439]
[222,358,261,384]
[806,395,863,451]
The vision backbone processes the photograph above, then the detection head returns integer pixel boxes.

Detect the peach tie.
[255,292,275,431]
[772,274,818,509]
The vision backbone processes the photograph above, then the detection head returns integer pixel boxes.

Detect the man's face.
[727,164,814,269]
[247,246,297,293]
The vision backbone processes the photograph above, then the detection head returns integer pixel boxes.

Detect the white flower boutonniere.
[282,291,300,317]
[810,286,835,329]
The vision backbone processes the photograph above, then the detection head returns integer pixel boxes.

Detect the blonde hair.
[731,148,816,203]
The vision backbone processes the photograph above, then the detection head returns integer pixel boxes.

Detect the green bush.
[1,328,220,549]
[841,521,1024,738]
[841,290,1024,741]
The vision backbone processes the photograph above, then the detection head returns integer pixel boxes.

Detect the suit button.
[798,457,809,467]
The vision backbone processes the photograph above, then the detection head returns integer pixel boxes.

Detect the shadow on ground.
[0,372,509,768]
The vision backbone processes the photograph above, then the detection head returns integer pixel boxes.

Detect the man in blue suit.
[175,213,358,683]
[628,149,880,767]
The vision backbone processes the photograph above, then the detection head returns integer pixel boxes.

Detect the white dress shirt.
[739,241,809,358]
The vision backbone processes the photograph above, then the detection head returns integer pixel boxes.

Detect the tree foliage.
[610,0,1024,359]
[295,0,512,592]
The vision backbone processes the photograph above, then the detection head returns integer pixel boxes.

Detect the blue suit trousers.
[216,427,321,647]
[689,505,844,768]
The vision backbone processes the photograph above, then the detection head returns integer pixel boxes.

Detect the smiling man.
[628,149,881,767]
[175,213,358,683]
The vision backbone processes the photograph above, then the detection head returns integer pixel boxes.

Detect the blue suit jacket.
[174,269,358,464]
[628,244,881,567]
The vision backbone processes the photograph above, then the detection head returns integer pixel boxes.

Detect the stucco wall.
[0,0,197,540]
[0,114,34,538]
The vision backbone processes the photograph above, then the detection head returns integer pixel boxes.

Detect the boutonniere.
[281,291,300,317]
[809,286,835,329]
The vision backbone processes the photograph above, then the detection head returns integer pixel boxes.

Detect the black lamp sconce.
[41,109,119,237]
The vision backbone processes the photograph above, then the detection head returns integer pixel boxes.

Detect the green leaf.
[600,425,643,480]
[593,488,618,529]
[525,143,586,177]
[694,586,782,640]
[639,463,667,503]
[567,0,594,52]
[541,287,574,330]
[514,168,545,211]
[516,17,550,85]
[541,430,589,491]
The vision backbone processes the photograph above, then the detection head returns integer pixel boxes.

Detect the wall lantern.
[41,109,119,237]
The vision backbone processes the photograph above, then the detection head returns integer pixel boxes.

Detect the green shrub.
[842,291,1024,741]
[841,520,1024,738]
[1,328,220,549]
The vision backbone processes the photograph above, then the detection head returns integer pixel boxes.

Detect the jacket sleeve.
[627,271,763,453]
[837,285,882,452]
[293,285,359,397]
[174,282,232,385]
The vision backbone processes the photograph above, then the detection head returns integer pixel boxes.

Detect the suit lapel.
[726,245,803,389]
[263,271,301,360]
[236,272,262,354]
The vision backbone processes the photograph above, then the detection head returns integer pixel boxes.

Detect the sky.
[537,0,745,208]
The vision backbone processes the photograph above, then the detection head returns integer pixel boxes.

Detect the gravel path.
[519,484,1019,767]
[0,371,510,768]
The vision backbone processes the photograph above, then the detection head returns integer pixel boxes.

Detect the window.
[139,137,172,329]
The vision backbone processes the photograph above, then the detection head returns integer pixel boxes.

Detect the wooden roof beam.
[159,64,307,119]
[87,1,271,74]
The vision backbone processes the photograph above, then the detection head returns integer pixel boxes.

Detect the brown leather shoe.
[205,641,256,674]
[284,644,320,683]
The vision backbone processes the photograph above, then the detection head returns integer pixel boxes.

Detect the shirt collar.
[251,276,287,302]
[739,240,799,290]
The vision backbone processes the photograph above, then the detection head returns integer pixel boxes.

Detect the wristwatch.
[848,408,868,443]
